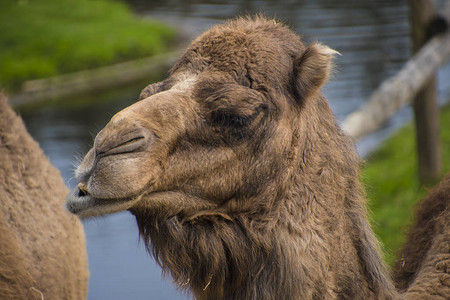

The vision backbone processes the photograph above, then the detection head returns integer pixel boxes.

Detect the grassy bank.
[364,104,450,265]
[0,0,176,92]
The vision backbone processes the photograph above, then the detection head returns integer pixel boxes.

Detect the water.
[19,1,450,299]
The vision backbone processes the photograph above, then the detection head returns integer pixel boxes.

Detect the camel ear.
[293,43,338,104]
[139,81,165,100]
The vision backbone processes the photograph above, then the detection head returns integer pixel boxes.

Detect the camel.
[65,17,449,299]
[0,94,89,299]
[393,173,450,299]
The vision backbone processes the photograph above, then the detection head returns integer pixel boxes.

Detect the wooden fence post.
[409,0,442,184]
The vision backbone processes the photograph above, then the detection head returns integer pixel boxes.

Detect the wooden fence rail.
[341,29,450,139]
[10,50,181,107]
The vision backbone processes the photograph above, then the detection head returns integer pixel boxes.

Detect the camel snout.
[67,118,160,213]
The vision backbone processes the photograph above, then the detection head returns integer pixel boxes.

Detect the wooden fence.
[342,0,450,183]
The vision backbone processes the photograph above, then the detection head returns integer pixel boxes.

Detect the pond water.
[19,1,450,299]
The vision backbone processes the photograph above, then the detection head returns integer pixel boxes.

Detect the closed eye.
[210,107,262,128]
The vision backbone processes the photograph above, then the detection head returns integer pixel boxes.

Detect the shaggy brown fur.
[0,94,89,299]
[394,174,450,299]
[66,17,447,299]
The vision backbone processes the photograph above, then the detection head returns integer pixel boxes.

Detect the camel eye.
[207,102,268,143]
[210,108,255,128]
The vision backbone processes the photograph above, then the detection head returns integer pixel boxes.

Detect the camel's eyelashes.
[205,104,269,144]
[210,108,255,128]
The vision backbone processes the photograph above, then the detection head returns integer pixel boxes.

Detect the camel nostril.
[106,136,147,156]
[78,189,86,197]
[95,131,152,158]
[116,136,146,150]
[77,184,89,197]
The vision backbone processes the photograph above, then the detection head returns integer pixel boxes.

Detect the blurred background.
[2,0,449,299]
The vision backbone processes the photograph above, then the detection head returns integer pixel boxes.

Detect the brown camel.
[394,173,450,299]
[0,94,89,299]
[66,17,448,299]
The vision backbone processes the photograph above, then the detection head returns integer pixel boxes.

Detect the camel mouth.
[65,186,144,218]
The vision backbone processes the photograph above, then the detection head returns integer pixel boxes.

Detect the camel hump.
[394,173,450,298]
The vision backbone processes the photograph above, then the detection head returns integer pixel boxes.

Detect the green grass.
[363,105,450,265]
[0,0,176,92]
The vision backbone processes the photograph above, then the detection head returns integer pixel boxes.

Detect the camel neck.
[131,196,399,300]
[132,207,323,299]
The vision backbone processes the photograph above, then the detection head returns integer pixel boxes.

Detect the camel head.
[66,18,337,219]
[66,17,338,220]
